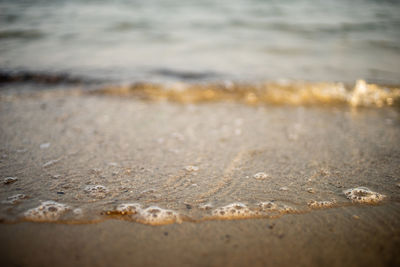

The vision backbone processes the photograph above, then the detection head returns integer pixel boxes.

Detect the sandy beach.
[1,0,400,266]
[0,86,399,266]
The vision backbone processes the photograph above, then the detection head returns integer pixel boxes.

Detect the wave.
[93,80,400,108]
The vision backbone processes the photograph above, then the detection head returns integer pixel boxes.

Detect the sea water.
[0,0,399,84]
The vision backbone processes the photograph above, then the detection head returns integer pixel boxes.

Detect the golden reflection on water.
[95,80,400,107]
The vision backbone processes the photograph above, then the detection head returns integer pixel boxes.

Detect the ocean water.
[0,0,400,84]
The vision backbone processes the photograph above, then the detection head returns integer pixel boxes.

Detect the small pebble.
[2,194,26,204]
[307,188,315,193]
[185,165,199,172]
[279,186,289,191]
[40,143,51,149]
[4,177,17,184]
[43,159,59,168]
[253,172,268,180]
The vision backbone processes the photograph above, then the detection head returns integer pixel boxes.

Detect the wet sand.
[1,204,399,267]
[0,87,400,266]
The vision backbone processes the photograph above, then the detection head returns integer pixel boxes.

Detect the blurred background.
[0,0,399,85]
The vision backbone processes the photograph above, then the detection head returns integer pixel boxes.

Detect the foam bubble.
[258,201,296,214]
[307,200,336,209]
[2,194,27,204]
[24,201,70,221]
[199,203,213,210]
[105,204,181,225]
[343,187,386,204]
[73,208,83,216]
[84,185,109,198]
[136,206,182,225]
[253,172,268,180]
[115,203,142,215]
[258,201,278,211]
[212,203,255,219]
[3,177,17,184]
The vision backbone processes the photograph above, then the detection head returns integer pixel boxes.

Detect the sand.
[1,204,399,267]
[0,87,399,266]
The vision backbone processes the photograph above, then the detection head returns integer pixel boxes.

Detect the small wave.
[0,70,99,85]
[93,80,400,108]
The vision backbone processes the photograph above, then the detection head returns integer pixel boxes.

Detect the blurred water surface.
[0,0,399,84]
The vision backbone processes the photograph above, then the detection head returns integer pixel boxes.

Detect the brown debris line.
[92,80,400,107]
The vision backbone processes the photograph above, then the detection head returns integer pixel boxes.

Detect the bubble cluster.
[137,206,182,225]
[307,200,336,209]
[343,187,386,204]
[253,172,269,180]
[3,177,17,184]
[199,203,213,210]
[84,185,109,198]
[212,203,254,219]
[24,201,70,222]
[106,203,182,225]
[258,201,278,211]
[258,201,296,214]
[114,203,142,215]
[2,194,27,204]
